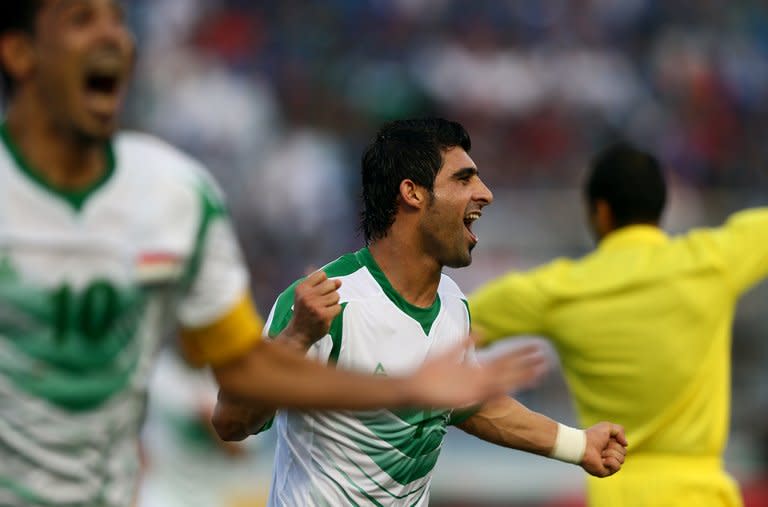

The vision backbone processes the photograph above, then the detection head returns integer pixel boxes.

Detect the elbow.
[211,407,247,442]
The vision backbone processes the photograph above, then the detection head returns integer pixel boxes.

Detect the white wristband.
[549,423,587,464]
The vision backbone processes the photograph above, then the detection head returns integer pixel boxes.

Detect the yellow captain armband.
[180,294,264,367]
[549,423,587,464]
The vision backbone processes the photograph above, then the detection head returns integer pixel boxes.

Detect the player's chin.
[443,247,473,268]
[77,116,119,142]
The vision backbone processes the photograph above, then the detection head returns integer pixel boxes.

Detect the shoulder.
[265,278,302,338]
[114,132,222,195]
[719,207,768,231]
[114,131,204,173]
[437,273,466,301]
[265,251,369,337]
[113,131,227,213]
[324,252,381,303]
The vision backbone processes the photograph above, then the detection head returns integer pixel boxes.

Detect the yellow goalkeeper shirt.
[468,208,768,507]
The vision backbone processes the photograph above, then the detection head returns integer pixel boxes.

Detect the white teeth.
[464,211,482,222]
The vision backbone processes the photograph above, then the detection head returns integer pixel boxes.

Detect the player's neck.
[4,104,109,192]
[368,237,441,309]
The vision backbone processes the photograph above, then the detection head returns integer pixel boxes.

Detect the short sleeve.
[176,177,262,366]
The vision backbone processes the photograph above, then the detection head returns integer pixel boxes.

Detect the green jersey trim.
[354,248,441,336]
[180,180,228,290]
[0,123,116,212]
[447,405,480,426]
[462,299,471,326]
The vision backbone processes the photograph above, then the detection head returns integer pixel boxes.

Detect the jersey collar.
[354,247,441,336]
[598,224,668,251]
[0,122,116,213]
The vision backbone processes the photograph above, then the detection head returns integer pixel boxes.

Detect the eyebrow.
[452,167,479,179]
[51,0,126,23]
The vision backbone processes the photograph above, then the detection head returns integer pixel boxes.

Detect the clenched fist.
[581,422,628,477]
[282,270,342,350]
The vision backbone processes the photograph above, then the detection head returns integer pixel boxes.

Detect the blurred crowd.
[120,1,768,504]
[124,0,768,306]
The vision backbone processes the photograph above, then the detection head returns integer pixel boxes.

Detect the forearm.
[457,396,558,456]
[211,333,311,441]
[212,338,413,410]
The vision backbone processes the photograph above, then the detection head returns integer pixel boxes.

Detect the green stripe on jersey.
[332,438,429,500]
[341,410,448,484]
[181,178,228,290]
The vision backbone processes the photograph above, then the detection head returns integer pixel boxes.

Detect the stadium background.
[113,1,768,506]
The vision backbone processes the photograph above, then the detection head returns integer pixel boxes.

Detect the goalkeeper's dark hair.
[585,142,667,227]
[0,1,43,99]
[360,118,472,243]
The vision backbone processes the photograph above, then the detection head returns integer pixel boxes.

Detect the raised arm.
[456,395,627,477]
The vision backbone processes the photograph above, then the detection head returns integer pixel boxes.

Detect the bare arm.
[212,332,313,441]
[212,389,276,442]
[457,396,627,477]
[211,271,548,440]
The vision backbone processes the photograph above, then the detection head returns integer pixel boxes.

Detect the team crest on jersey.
[136,252,183,285]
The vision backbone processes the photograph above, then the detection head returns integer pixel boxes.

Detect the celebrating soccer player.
[214,118,628,506]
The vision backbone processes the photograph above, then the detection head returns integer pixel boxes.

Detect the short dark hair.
[360,118,472,243]
[586,142,667,227]
[0,1,43,99]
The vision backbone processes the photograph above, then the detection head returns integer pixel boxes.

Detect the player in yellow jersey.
[468,143,766,507]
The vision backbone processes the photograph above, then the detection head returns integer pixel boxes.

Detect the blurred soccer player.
[0,2,550,505]
[213,118,627,506]
[469,143,766,506]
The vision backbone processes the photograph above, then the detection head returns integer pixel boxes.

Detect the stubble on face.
[420,191,474,269]
[418,148,487,269]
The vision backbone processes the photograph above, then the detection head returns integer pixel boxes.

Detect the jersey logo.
[374,362,387,376]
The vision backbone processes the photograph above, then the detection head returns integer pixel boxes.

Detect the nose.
[93,7,133,50]
[475,178,494,207]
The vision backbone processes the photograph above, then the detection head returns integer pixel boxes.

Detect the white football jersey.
[264,248,475,507]
[0,126,250,507]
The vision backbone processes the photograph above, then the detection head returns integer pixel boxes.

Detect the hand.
[581,422,627,477]
[283,270,342,350]
[405,338,548,408]
[473,335,552,392]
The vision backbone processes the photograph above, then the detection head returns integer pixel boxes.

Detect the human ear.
[398,179,429,210]
[0,33,36,83]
